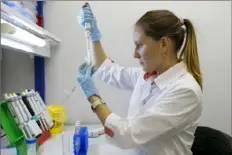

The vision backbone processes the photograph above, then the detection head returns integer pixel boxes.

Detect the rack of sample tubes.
[1,89,54,149]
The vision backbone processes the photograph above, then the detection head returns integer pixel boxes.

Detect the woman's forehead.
[133,26,145,41]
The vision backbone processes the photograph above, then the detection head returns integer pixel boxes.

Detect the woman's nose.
[134,50,141,59]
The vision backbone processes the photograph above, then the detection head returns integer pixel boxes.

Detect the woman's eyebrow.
[135,40,142,44]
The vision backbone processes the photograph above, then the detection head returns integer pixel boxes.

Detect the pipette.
[83,2,92,64]
[4,93,42,139]
[4,93,29,138]
[62,85,77,105]
[21,90,46,131]
[30,89,54,129]
[11,93,42,138]
[27,90,48,131]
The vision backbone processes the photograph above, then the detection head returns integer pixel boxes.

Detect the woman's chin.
[142,66,149,72]
[142,66,155,73]
[140,63,153,72]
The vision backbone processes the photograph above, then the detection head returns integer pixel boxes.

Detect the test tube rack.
[0,89,53,154]
[0,100,27,155]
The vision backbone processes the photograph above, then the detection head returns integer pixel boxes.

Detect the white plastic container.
[19,0,38,23]
[3,1,23,13]
[1,147,18,155]
[26,138,37,155]
[0,128,10,149]
[21,8,37,23]
[21,0,37,10]
[62,130,74,155]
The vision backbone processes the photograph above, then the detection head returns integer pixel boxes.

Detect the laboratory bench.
[37,125,135,155]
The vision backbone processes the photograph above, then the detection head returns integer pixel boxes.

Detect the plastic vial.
[73,121,81,155]
[75,121,81,133]
[26,138,37,155]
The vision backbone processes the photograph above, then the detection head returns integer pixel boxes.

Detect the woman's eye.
[136,44,142,48]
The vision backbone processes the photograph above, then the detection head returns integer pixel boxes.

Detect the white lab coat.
[94,58,203,155]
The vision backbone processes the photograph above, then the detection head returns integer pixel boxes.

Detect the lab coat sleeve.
[94,58,142,91]
[104,88,202,149]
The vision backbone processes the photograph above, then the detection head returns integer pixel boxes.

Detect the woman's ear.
[160,36,169,48]
[160,36,169,57]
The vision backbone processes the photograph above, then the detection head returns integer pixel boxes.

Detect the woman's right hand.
[77,3,101,41]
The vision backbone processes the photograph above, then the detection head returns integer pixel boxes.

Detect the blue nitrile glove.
[77,62,99,99]
[77,4,101,41]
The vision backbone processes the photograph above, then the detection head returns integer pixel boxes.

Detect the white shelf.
[1,2,61,58]
[1,36,51,58]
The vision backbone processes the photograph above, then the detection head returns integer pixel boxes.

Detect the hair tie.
[179,18,184,26]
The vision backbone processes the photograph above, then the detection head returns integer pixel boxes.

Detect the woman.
[77,4,203,155]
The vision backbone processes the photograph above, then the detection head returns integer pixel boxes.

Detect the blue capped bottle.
[73,121,88,155]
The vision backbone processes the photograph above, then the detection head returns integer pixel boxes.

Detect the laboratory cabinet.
[0,1,61,154]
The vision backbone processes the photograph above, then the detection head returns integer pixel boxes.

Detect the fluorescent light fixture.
[1,36,50,57]
[1,36,35,53]
[1,19,46,47]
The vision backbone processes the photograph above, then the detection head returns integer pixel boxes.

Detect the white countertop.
[37,125,135,155]
[37,125,103,155]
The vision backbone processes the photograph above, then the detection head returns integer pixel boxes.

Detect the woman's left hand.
[77,62,99,99]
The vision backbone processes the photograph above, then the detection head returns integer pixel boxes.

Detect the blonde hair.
[136,10,202,89]
[180,19,202,89]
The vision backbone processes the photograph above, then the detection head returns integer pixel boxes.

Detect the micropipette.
[33,90,54,128]
[29,89,52,129]
[12,93,42,138]
[83,2,92,64]
[27,90,48,130]
[21,90,46,131]
[4,94,31,138]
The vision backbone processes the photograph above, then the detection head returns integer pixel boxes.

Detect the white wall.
[0,49,34,98]
[43,1,231,135]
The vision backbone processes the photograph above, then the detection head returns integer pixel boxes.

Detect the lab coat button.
[151,81,156,85]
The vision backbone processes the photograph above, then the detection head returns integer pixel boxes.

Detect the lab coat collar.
[143,71,157,80]
[154,61,187,90]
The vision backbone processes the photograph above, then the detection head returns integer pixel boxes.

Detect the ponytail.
[180,19,203,89]
[135,10,202,89]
